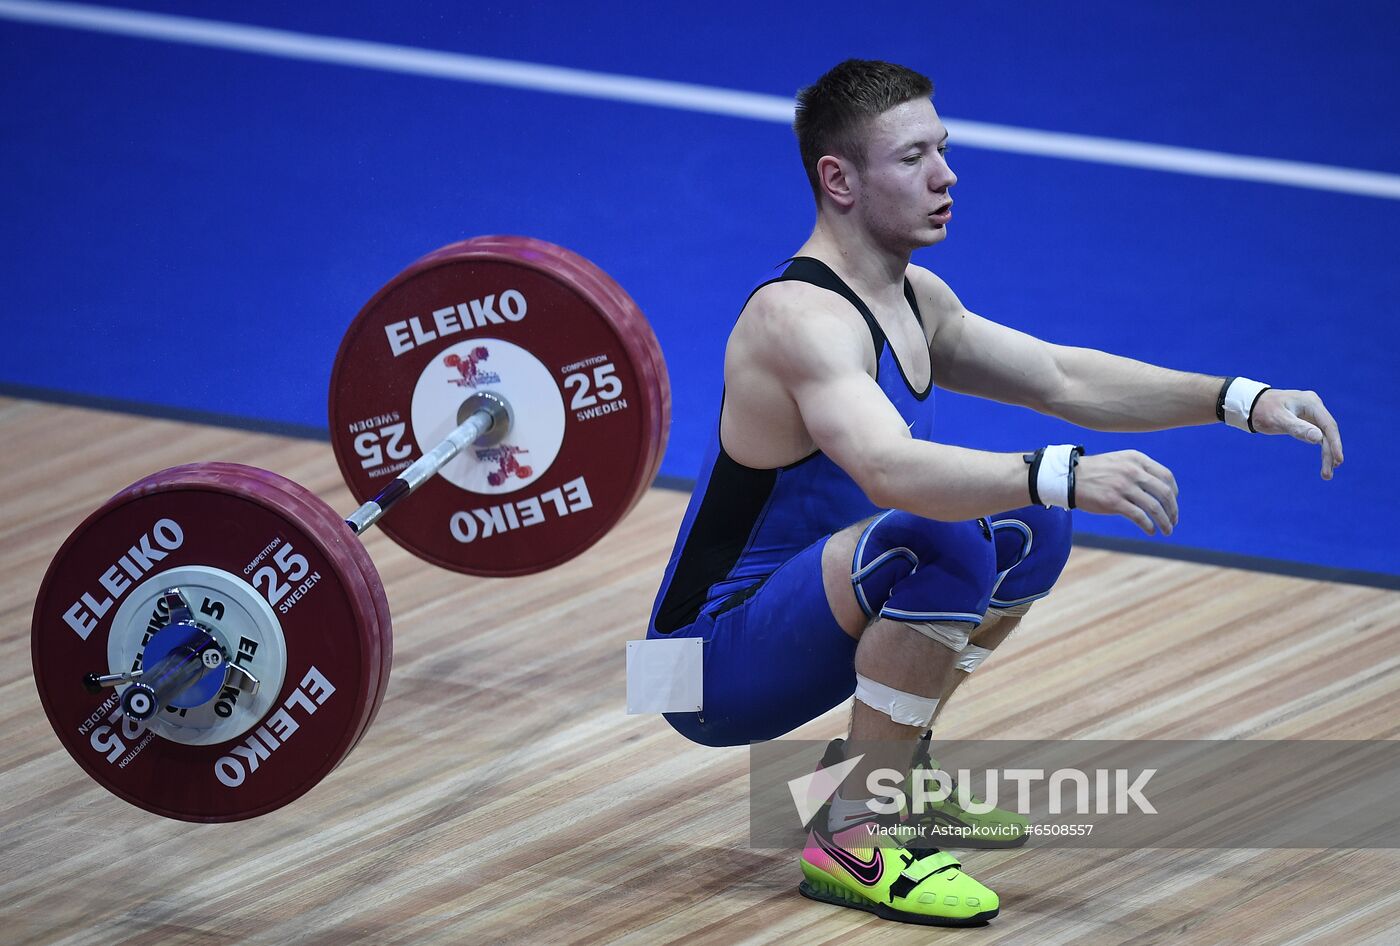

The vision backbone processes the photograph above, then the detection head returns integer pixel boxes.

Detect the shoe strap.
[901,849,961,882]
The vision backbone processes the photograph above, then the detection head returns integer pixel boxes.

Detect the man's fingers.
[1292,394,1344,473]
[1133,455,1178,525]
[1312,403,1344,466]
[1142,456,1178,496]
[1139,474,1179,527]
[1111,491,1160,536]
[1290,422,1338,479]
[1294,421,1322,444]
[1130,486,1173,536]
[1117,498,1154,535]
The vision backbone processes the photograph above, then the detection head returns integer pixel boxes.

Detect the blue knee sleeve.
[850,511,996,626]
[988,505,1072,608]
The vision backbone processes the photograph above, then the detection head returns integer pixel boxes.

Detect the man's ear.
[817,155,857,209]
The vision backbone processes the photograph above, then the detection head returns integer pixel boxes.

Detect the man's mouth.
[930,201,953,225]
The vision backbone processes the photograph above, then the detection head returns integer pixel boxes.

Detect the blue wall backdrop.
[2,1,1397,579]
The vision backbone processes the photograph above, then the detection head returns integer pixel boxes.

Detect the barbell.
[30,236,671,822]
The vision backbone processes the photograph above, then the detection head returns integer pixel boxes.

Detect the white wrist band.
[1025,444,1082,509]
[1217,377,1271,432]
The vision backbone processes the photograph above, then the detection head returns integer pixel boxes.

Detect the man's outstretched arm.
[1048,346,1343,478]
[914,267,1344,479]
[744,291,1180,534]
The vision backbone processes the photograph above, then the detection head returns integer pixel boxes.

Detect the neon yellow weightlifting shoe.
[799,818,999,926]
[902,733,1029,849]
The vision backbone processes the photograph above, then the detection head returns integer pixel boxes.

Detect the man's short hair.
[793,59,934,201]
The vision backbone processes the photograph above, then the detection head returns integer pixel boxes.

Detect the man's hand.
[1249,389,1344,480]
[1074,451,1179,535]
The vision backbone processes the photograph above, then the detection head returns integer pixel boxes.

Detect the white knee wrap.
[955,645,992,674]
[952,604,1030,673]
[854,674,942,727]
[907,619,973,653]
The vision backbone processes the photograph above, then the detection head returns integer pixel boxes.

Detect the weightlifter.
[645,59,1343,926]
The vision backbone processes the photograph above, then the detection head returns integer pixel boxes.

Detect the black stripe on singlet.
[652,258,926,633]
[653,443,779,633]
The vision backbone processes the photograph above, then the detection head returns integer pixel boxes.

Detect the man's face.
[849,98,956,249]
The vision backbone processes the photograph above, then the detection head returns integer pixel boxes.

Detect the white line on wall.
[2,0,1398,200]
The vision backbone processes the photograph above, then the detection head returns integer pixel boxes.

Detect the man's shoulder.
[905,264,959,307]
[905,264,970,337]
[743,275,840,312]
[729,280,873,379]
[737,278,866,339]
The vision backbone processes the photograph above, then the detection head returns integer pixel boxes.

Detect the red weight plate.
[329,236,670,576]
[264,475,391,748]
[397,236,673,504]
[452,238,671,532]
[32,464,382,822]
[133,465,387,759]
[186,464,392,752]
[457,237,672,505]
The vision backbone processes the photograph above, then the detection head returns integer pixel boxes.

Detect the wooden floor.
[3,396,1398,945]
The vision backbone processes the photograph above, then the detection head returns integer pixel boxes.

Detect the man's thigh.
[821,516,881,638]
[657,537,858,747]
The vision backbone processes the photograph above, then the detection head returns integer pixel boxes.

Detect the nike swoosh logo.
[816,832,884,886]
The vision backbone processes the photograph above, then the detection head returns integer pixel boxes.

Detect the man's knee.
[849,511,997,647]
[988,505,1072,609]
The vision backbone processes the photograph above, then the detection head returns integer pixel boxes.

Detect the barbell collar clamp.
[225,662,260,696]
[459,391,513,447]
[83,668,145,694]
[345,392,514,536]
[160,588,194,625]
[116,624,223,720]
